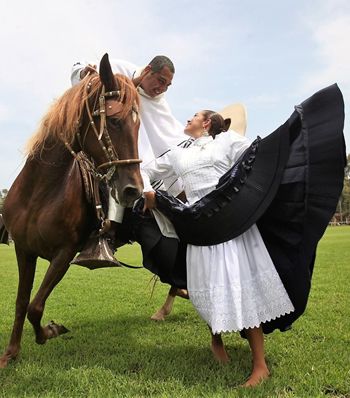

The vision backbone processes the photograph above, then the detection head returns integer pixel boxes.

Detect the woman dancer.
[141,110,295,386]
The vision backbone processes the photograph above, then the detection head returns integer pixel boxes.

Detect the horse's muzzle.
[121,185,143,208]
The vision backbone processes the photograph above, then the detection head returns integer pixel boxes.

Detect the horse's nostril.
[123,186,142,204]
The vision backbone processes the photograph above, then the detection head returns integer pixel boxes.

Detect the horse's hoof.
[35,321,69,344]
[0,353,15,369]
[47,320,70,339]
[0,357,8,368]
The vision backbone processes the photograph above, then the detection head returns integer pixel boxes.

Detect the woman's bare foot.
[242,364,270,387]
[150,306,169,321]
[243,326,270,386]
[211,334,230,364]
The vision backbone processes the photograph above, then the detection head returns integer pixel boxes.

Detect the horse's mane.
[25,74,139,157]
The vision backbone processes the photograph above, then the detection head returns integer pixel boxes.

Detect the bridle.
[63,76,142,182]
[61,75,142,224]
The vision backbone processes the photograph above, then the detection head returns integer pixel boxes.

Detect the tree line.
[335,153,350,223]
[0,189,8,213]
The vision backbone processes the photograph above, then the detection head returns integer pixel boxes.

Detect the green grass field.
[0,227,349,397]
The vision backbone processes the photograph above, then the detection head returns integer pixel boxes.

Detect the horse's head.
[79,54,143,207]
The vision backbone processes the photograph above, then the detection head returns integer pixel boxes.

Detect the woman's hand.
[143,191,156,212]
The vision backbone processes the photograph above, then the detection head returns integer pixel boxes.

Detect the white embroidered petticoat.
[187,224,294,334]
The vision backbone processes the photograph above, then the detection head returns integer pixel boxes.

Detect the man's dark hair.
[149,55,175,73]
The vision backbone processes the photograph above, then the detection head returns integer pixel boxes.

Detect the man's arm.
[70,58,138,86]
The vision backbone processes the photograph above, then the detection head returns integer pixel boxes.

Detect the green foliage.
[340,154,350,218]
[0,189,8,213]
[341,179,350,218]
[335,154,350,220]
[0,231,349,397]
[345,154,350,180]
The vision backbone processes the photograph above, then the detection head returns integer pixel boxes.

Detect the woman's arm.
[220,129,251,165]
[141,149,179,211]
[141,149,178,189]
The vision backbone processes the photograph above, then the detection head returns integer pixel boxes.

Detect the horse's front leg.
[0,248,37,368]
[26,250,74,345]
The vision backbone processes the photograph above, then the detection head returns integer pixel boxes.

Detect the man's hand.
[143,191,156,212]
[80,64,97,80]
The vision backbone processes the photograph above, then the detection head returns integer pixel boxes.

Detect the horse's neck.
[4,140,92,252]
[35,140,73,168]
[14,142,77,197]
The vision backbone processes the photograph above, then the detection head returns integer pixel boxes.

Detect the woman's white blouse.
[142,130,251,204]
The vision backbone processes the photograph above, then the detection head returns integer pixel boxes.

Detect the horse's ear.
[224,118,231,131]
[99,53,118,91]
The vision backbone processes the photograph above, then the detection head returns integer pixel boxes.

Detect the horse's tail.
[0,213,9,245]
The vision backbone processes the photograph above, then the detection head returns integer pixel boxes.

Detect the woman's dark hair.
[202,110,231,138]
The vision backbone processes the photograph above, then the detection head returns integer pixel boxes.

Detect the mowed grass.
[0,227,349,398]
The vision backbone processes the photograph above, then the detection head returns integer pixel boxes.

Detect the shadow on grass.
[2,313,254,390]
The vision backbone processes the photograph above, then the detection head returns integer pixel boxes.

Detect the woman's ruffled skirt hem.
[189,267,295,335]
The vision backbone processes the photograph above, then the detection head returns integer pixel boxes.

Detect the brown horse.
[0,54,143,368]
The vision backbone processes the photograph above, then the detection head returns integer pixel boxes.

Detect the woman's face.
[184,111,207,138]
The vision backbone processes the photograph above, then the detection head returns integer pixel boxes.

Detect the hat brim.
[219,103,247,135]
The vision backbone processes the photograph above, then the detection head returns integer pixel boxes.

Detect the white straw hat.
[219,103,247,136]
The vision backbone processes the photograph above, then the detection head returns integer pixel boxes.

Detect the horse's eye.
[109,118,121,128]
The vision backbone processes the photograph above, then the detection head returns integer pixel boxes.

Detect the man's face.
[140,66,174,98]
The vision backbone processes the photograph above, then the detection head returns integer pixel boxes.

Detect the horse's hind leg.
[0,248,37,368]
[26,251,73,345]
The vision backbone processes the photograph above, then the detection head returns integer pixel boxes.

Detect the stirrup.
[71,234,122,270]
